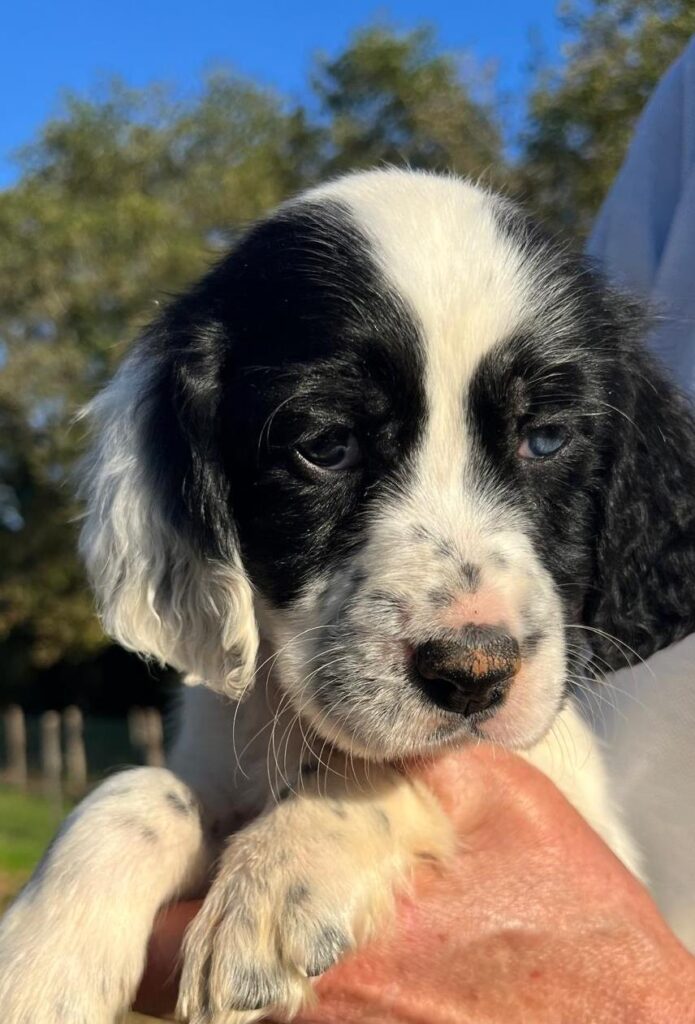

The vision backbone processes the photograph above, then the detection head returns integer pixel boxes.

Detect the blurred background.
[0,0,693,900]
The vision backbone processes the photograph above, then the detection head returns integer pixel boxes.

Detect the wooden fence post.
[63,705,87,794]
[129,707,164,766]
[144,708,165,767]
[41,710,63,803]
[4,705,27,789]
[2,705,164,790]
[128,706,146,751]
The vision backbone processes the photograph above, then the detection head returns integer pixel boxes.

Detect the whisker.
[566,623,656,681]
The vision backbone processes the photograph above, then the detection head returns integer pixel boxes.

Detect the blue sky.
[0,0,564,186]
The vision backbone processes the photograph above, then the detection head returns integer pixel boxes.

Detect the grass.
[0,786,66,873]
[0,785,67,910]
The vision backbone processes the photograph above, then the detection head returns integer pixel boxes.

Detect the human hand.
[134,746,695,1023]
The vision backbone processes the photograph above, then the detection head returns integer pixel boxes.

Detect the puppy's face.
[83,170,695,762]
[201,172,611,759]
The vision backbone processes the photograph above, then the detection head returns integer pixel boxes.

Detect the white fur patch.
[78,352,258,696]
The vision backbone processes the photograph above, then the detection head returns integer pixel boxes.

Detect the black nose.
[413,627,521,717]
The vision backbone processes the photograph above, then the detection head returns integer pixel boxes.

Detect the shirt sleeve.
[587,34,695,393]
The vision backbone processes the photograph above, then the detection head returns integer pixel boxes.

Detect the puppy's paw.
[177,765,453,1024]
[177,838,356,1023]
[177,778,447,1024]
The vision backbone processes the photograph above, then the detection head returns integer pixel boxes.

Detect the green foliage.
[520,0,695,235]
[313,25,504,183]
[0,73,321,697]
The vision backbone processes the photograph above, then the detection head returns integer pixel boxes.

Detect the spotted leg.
[177,760,453,1024]
[0,768,210,1024]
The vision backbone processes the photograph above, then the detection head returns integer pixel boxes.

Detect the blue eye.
[518,425,569,460]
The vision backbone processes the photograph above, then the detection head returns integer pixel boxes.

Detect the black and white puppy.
[2,169,694,1024]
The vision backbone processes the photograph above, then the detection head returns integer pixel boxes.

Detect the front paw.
[177,769,452,1024]
[177,831,356,1023]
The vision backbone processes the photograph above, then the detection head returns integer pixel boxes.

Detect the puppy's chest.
[169,682,639,881]
[169,681,322,832]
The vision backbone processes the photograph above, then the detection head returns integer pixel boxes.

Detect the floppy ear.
[585,342,695,669]
[78,327,258,699]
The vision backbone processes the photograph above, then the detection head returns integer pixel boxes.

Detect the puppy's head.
[79,169,695,760]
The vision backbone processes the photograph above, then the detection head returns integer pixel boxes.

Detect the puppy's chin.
[298,713,471,764]
[472,693,565,750]
[288,660,568,763]
[291,688,557,764]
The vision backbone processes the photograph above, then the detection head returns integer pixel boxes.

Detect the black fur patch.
[468,215,695,667]
[165,790,197,817]
[286,883,311,908]
[305,925,350,977]
[139,199,425,605]
[225,965,280,1011]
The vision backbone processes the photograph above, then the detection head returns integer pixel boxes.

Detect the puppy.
[1,169,694,1024]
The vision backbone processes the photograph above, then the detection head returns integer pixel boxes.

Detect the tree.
[520,0,695,236]
[313,25,505,184]
[0,73,321,705]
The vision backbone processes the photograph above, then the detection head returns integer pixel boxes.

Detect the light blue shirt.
[588,34,695,394]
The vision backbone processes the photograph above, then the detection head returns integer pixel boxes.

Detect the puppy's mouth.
[293,635,527,760]
[286,621,567,760]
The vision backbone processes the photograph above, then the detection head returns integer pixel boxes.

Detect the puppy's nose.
[413,627,521,717]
